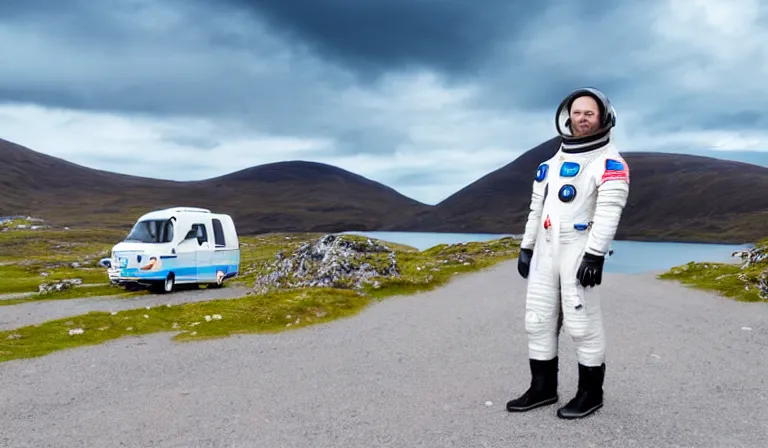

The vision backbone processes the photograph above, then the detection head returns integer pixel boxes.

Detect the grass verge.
[0,288,367,363]
[362,236,520,298]
[657,237,767,303]
[0,234,520,363]
[0,285,148,306]
[0,223,125,298]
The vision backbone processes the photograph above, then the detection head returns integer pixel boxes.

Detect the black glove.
[576,252,605,287]
[517,248,533,278]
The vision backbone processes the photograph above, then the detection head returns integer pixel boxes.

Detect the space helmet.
[555,87,616,144]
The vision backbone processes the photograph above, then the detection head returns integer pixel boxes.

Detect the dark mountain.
[4,135,767,244]
[0,138,430,233]
[388,136,768,244]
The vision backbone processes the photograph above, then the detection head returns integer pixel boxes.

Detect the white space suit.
[507,87,630,420]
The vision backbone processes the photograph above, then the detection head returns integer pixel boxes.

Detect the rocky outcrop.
[38,278,83,294]
[732,246,767,267]
[252,234,399,294]
[732,245,768,300]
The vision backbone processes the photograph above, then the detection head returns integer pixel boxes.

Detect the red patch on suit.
[601,158,630,184]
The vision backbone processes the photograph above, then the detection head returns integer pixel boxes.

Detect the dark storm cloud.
[223,0,537,77]
[0,0,344,118]
[241,0,647,109]
[0,0,631,117]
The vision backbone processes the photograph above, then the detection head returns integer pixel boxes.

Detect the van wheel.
[162,274,175,293]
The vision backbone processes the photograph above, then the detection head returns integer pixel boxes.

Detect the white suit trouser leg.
[525,236,606,367]
[524,242,561,361]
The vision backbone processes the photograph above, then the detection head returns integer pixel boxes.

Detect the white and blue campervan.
[101,207,240,293]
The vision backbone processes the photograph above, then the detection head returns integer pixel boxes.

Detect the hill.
[4,136,768,244]
[388,137,768,244]
[0,138,430,234]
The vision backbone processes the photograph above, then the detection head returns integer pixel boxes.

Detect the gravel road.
[0,286,251,331]
[1,260,766,448]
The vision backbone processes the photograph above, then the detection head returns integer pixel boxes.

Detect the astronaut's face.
[569,96,601,136]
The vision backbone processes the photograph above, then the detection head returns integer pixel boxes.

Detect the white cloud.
[624,128,768,153]
[0,103,333,180]
[644,0,768,97]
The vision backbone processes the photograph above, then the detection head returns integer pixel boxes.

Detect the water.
[341,231,509,251]
[342,231,752,274]
[604,240,750,274]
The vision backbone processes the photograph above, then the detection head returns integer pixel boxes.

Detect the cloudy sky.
[1,0,767,204]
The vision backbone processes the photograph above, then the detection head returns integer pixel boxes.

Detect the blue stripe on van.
[120,264,239,281]
[115,247,239,282]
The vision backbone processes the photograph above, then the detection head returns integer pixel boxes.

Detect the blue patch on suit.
[573,223,589,231]
[559,184,576,202]
[535,163,549,182]
[560,161,580,177]
[605,159,624,171]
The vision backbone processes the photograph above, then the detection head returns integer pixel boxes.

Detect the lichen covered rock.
[38,278,83,294]
[252,234,399,294]
[732,243,768,300]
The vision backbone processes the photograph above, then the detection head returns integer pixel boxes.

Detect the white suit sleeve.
[520,162,549,250]
[585,156,630,257]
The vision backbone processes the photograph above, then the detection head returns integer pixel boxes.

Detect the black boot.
[506,357,559,412]
[557,363,605,419]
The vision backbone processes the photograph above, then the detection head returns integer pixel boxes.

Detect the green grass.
[658,237,768,303]
[0,232,521,363]
[0,265,113,294]
[0,284,148,306]
[363,236,520,298]
[0,288,369,363]
[0,225,125,297]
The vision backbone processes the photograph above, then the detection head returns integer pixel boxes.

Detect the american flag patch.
[601,158,629,183]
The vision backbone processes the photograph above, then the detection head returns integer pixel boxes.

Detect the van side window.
[195,224,208,243]
[186,223,208,243]
[163,220,174,242]
[212,219,226,247]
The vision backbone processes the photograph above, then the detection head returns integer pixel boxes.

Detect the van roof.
[137,207,212,220]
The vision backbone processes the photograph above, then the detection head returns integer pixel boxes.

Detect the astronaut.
[506,87,630,419]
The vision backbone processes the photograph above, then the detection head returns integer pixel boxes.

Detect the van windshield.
[124,219,175,244]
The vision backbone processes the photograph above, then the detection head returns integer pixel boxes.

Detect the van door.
[176,230,199,283]
[194,221,214,282]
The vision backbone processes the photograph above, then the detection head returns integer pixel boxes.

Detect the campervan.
[101,207,240,293]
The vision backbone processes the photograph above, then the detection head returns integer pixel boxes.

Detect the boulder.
[252,234,399,294]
